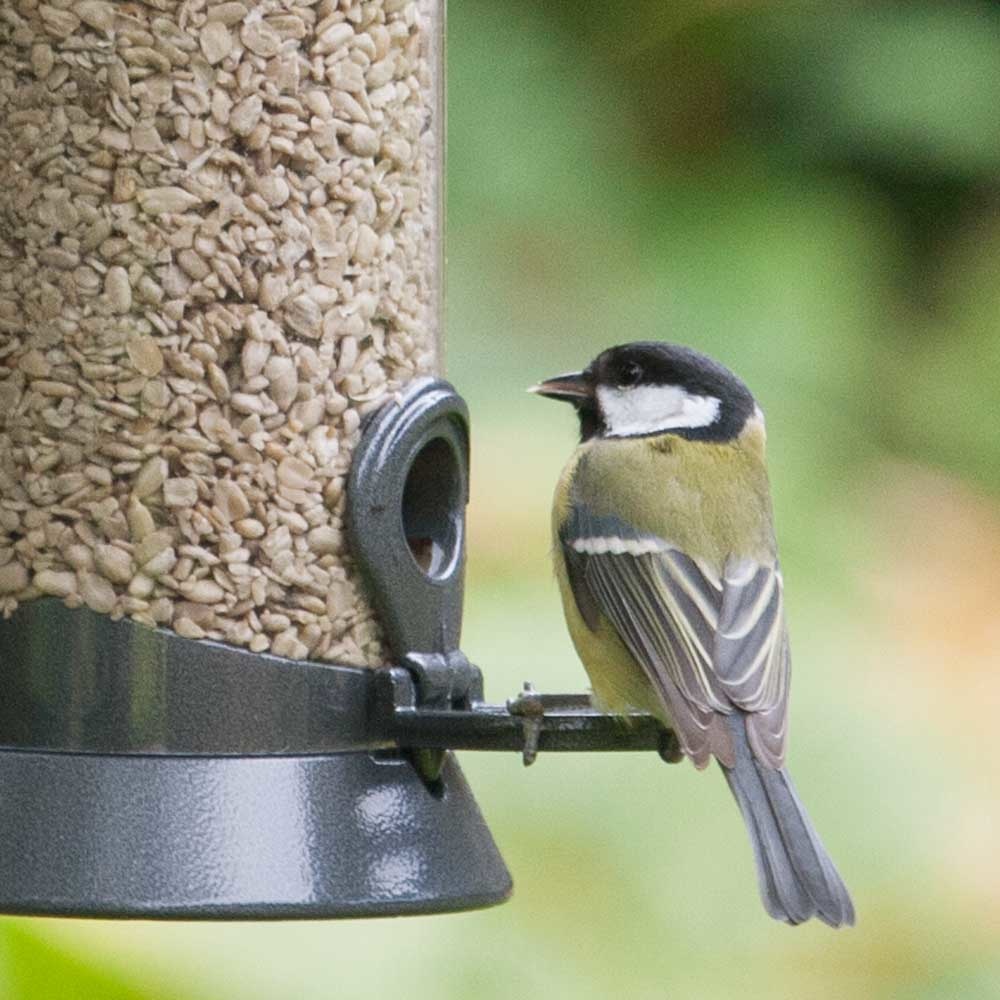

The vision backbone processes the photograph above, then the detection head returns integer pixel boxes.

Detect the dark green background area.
[4,2,999,996]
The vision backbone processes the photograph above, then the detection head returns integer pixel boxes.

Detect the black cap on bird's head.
[531,342,758,443]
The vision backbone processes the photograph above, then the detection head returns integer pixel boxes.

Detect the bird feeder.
[0,1,672,919]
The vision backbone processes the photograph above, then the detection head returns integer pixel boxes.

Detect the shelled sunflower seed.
[0,0,442,665]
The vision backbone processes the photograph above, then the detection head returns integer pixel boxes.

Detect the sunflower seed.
[138,186,201,215]
[34,569,76,597]
[133,457,167,499]
[277,456,315,491]
[79,571,116,614]
[200,21,232,64]
[127,335,164,377]
[316,22,354,55]
[94,544,133,585]
[164,477,198,507]
[180,579,225,604]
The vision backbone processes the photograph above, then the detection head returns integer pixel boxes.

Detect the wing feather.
[560,505,791,769]
[715,556,791,766]
[583,552,724,767]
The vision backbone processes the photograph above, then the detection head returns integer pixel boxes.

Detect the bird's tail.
[720,715,855,927]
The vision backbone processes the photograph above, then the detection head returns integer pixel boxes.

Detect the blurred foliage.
[4,1,1000,997]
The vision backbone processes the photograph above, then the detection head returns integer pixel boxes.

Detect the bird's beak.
[528,371,592,403]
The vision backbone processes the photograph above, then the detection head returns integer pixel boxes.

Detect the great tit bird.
[532,341,854,927]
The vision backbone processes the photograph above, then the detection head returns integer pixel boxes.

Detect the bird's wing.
[715,557,790,768]
[561,507,790,768]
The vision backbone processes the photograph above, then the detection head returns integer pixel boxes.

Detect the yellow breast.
[550,419,774,718]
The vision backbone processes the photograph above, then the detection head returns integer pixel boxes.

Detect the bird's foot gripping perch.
[656,728,684,764]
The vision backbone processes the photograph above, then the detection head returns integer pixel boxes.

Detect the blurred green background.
[4,1,1000,996]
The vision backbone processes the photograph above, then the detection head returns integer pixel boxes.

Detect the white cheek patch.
[597,384,721,438]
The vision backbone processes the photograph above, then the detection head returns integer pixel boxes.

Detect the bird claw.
[657,729,683,764]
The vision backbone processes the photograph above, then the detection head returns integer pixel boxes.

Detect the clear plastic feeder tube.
[0,0,444,666]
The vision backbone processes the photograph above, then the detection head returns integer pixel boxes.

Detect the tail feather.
[721,715,855,927]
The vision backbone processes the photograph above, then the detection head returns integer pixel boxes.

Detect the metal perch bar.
[376,668,678,765]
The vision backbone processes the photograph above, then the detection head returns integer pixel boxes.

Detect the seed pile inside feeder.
[0,0,441,664]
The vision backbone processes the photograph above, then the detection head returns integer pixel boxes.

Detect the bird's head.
[531,341,758,444]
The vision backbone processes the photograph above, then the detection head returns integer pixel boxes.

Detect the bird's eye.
[618,361,643,388]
